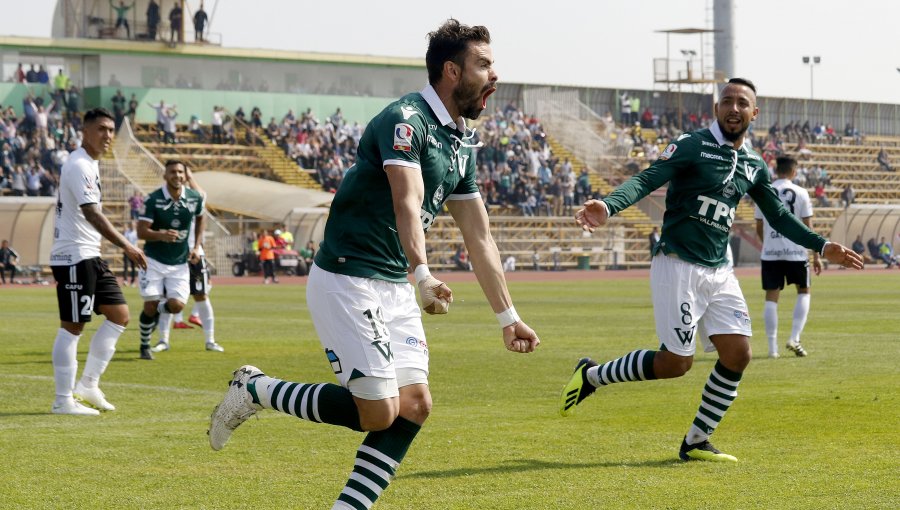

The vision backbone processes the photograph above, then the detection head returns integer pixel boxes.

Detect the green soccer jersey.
[140,185,204,265]
[315,85,480,282]
[603,121,826,267]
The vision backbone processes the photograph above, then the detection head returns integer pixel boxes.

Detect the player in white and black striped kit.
[755,156,821,358]
[49,108,147,415]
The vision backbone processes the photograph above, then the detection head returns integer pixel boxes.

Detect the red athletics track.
[208,265,893,286]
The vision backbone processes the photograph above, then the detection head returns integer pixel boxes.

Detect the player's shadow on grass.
[404,457,679,479]
[0,411,52,417]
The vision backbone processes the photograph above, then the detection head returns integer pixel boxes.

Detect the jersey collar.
[421,84,467,133]
[161,184,185,204]
[710,120,750,151]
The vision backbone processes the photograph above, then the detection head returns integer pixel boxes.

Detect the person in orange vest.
[258,229,277,284]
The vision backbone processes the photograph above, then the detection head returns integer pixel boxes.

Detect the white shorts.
[139,257,190,304]
[306,264,429,399]
[650,253,752,356]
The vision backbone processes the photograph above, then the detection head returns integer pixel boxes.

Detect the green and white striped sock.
[686,360,743,444]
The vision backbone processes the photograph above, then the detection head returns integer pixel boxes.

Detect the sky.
[2,0,899,104]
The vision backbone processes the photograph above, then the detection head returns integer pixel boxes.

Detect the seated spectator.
[814,182,830,207]
[851,235,872,264]
[451,244,469,271]
[0,239,19,284]
[876,237,898,268]
[867,237,880,262]
[299,240,315,268]
[841,183,855,208]
[188,115,205,141]
[128,190,144,220]
[877,148,894,172]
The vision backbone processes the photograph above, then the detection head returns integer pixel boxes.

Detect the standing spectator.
[169,3,183,43]
[619,91,630,125]
[14,63,26,83]
[147,100,169,137]
[25,65,38,83]
[26,167,42,196]
[629,94,641,125]
[122,222,138,286]
[257,228,277,284]
[162,107,178,144]
[11,166,26,196]
[37,65,49,84]
[0,239,19,284]
[211,106,223,143]
[111,89,126,130]
[126,94,138,125]
[193,2,208,42]
[110,1,135,39]
[146,0,160,40]
[128,190,144,220]
[54,69,71,97]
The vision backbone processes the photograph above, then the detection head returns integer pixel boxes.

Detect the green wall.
[0,83,393,125]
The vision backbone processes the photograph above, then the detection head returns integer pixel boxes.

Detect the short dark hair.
[164,159,186,170]
[83,107,115,125]
[725,77,757,94]
[775,155,797,176]
[425,19,491,85]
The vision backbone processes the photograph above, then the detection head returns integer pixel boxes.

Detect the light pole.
[802,56,821,99]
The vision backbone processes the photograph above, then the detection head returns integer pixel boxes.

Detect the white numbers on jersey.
[420,209,435,232]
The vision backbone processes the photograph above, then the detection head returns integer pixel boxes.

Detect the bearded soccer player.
[208,19,539,509]
[50,107,147,415]
[559,78,862,462]
[755,155,821,358]
[136,160,207,360]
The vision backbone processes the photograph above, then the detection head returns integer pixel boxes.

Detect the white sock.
[251,376,276,408]
[52,328,80,400]
[791,294,811,344]
[191,300,201,317]
[158,312,172,343]
[81,321,126,388]
[764,300,778,355]
[585,365,600,387]
[686,424,708,445]
[195,299,215,343]
[174,310,184,323]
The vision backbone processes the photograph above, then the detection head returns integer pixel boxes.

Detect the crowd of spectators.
[1,91,83,196]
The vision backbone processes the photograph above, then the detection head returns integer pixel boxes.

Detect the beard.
[720,119,749,142]
[453,75,487,120]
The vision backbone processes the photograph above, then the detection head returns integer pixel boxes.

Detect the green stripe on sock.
[269,381,287,410]
[336,493,367,510]
[353,465,390,490]
[280,382,298,413]
[345,478,379,503]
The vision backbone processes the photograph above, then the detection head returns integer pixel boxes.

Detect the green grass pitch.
[1,272,897,509]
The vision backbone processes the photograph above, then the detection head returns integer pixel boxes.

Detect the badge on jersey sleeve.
[393,123,414,152]
[659,143,677,161]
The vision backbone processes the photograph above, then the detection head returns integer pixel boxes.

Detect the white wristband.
[820,241,831,257]
[496,306,520,328]
[414,264,431,284]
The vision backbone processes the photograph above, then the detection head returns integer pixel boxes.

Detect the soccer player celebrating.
[50,107,147,415]
[755,156,820,358]
[136,160,206,360]
[208,19,539,509]
[559,78,862,462]
[153,167,222,353]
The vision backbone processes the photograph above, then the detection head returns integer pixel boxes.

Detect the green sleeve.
[602,137,686,216]
[748,176,826,253]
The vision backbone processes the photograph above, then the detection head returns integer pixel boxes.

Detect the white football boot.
[208,365,264,450]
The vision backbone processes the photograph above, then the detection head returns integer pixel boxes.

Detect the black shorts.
[52,258,126,323]
[761,259,811,291]
[189,257,209,296]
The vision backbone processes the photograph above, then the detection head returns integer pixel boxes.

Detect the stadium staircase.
[545,135,655,236]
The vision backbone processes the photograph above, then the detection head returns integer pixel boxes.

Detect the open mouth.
[481,86,496,109]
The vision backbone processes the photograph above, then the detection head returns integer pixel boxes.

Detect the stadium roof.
[193,171,333,221]
[653,28,719,34]
[0,35,424,68]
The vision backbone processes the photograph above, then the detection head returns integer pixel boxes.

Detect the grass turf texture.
[0,272,897,509]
